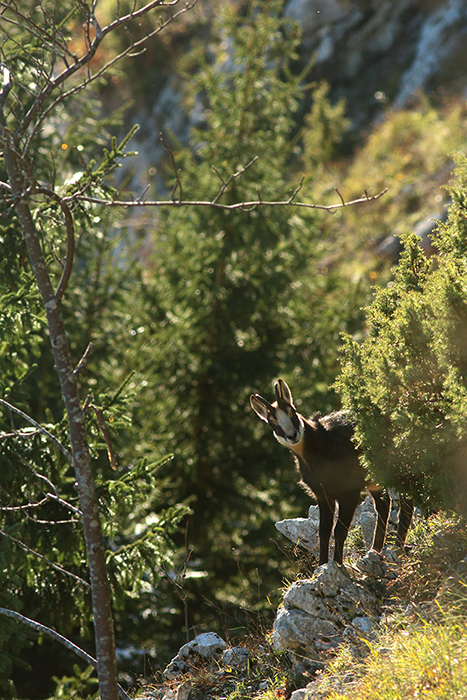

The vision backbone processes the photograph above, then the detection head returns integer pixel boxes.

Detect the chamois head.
[250,379,304,447]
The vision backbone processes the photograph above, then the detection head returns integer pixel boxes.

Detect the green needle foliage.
[337,154,467,514]
[130,0,361,632]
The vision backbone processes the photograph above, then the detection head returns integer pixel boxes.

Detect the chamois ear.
[274,379,294,408]
[250,394,271,423]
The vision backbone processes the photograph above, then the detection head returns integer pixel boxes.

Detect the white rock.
[178,632,227,661]
[273,606,341,653]
[273,561,381,657]
[276,495,377,558]
[355,549,389,578]
[275,517,318,553]
[395,0,467,107]
[176,680,192,700]
[290,689,308,700]
[163,656,189,680]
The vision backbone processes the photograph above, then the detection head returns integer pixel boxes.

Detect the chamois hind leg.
[371,489,391,552]
[317,495,336,565]
[396,495,414,549]
[333,491,361,565]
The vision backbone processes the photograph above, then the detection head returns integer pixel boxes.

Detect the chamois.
[250,379,413,565]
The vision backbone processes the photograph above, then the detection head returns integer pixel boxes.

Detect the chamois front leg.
[396,495,414,548]
[317,495,335,565]
[371,489,391,552]
[333,491,361,565]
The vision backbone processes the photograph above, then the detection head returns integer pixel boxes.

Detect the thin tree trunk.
[1,126,119,700]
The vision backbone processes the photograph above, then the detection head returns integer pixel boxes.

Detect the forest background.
[2,0,467,698]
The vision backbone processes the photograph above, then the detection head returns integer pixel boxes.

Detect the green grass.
[325,609,467,699]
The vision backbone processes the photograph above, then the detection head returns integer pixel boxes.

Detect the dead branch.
[1,0,199,149]
[0,496,50,511]
[211,157,259,204]
[0,398,72,462]
[161,131,183,203]
[72,187,389,212]
[34,185,75,304]
[0,528,91,589]
[74,342,94,375]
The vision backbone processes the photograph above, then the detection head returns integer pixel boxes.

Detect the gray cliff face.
[285,0,467,113]
[120,0,467,194]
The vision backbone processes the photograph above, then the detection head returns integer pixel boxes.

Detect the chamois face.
[250,379,304,447]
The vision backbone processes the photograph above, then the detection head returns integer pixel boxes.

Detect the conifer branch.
[90,404,118,470]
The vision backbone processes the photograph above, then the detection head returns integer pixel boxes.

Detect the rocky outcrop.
[272,561,381,661]
[272,554,404,698]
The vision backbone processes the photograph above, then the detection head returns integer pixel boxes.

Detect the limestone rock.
[163,632,227,680]
[272,562,380,659]
[178,632,227,661]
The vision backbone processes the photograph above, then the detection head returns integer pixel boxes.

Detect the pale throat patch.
[274,411,305,448]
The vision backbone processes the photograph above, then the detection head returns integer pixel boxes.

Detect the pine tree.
[337,154,467,514]
[132,0,362,629]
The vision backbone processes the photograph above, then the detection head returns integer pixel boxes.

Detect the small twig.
[0,398,72,463]
[335,187,346,207]
[161,522,194,644]
[287,176,304,204]
[12,450,61,498]
[211,157,259,204]
[91,405,118,470]
[0,496,50,511]
[160,132,183,203]
[0,608,132,700]
[46,492,83,518]
[136,183,151,202]
[74,342,94,375]
[0,528,91,589]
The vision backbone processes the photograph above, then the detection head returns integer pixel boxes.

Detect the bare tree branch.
[32,185,75,304]
[211,157,258,204]
[72,187,389,212]
[0,496,50,511]
[46,492,83,518]
[0,608,132,700]
[3,0,199,149]
[0,528,91,589]
[161,131,183,203]
[0,398,72,462]
[74,342,94,375]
